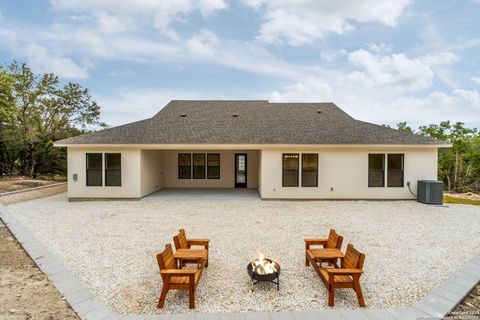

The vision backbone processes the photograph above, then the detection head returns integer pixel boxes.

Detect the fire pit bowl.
[247,257,280,291]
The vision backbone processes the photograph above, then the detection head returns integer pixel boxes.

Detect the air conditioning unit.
[417,180,444,205]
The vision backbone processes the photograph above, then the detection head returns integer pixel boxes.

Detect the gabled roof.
[55,100,447,145]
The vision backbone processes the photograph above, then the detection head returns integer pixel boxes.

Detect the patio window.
[105,153,121,186]
[178,153,191,179]
[302,154,318,187]
[388,154,404,187]
[86,153,102,186]
[368,154,385,187]
[207,153,220,179]
[193,153,206,179]
[282,154,299,187]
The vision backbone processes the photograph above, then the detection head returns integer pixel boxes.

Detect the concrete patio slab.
[142,188,260,201]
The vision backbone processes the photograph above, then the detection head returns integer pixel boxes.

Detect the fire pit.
[247,253,280,291]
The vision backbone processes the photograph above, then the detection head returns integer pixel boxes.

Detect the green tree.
[419,121,479,192]
[1,61,104,177]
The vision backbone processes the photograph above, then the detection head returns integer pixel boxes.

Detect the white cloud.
[471,76,480,85]
[50,0,228,31]
[269,49,477,126]
[243,0,411,45]
[347,50,458,92]
[96,88,207,125]
[185,29,219,58]
[0,28,89,79]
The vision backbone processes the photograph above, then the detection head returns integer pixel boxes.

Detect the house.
[54,100,450,200]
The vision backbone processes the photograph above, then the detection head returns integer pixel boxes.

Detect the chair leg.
[157,283,169,309]
[354,279,366,307]
[188,283,195,309]
[305,253,310,266]
[328,285,335,307]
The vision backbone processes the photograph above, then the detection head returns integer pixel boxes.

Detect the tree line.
[0,61,479,192]
[390,121,479,193]
[0,62,104,177]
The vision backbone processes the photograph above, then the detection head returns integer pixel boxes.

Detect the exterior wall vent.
[232,113,239,117]
[180,113,187,117]
[317,110,322,114]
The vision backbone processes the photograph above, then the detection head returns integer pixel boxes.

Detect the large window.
[86,153,102,186]
[105,153,121,186]
[282,154,299,187]
[368,154,385,187]
[302,154,318,187]
[207,153,220,179]
[178,153,191,179]
[388,154,404,187]
[193,153,206,179]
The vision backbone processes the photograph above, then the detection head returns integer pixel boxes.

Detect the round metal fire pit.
[247,258,280,291]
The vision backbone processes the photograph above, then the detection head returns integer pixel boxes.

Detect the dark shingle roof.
[55,100,447,145]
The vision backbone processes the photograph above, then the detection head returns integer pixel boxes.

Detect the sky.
[1,0,479,128]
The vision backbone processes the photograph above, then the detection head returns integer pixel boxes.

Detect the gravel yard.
[8,194,480,315]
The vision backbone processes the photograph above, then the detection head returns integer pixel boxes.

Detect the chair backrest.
[174,229,189,249]
[156,244,176,272]
[327,229,343,249]
[342,244,365,270]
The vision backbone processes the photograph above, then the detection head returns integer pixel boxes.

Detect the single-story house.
[54,100,450,200]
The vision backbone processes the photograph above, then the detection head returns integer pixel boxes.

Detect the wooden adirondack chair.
[156,244,206,309]
[173,229,210,267]
[305,229,343,267]
[311,243,366,307]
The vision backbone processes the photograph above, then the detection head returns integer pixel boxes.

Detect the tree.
[396,121,414,133]
[0,61,104,177]
[418,121,479,192]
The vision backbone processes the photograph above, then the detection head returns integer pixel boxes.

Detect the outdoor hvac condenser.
[417,180,444,205]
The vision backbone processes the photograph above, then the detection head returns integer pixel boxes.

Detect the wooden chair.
[173,229,210,267]
[305,229,343,267]
[156,244,206,309]
[309,243,366,307]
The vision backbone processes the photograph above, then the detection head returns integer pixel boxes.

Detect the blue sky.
[1,0,479,128]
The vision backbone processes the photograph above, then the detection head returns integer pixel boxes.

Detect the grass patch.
[444,195,480,206]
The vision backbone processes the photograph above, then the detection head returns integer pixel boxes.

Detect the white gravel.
[8,194,480,315]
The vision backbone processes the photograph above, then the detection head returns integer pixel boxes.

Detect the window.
[193,153,206,179]
[282,154,299,187]
[388,154,404,187]
[86,153,102,186]
[178,153,191,179]
[368,154,385,187]
[302,154,318,187]
[207,153,220,179]
[105,153,121,186]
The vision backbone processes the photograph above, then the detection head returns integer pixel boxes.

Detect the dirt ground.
[0,177,57,194]
[0,220,78,320]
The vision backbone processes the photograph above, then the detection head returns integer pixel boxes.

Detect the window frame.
[178,153,192,179]
[282,153,299,187]
[193,153,206,179]
[387,153,404,188]
[301,153,318,187]
[207,153,220,179]
[86,153,103,187]
[368,154,385,188]
[105,153,121,187]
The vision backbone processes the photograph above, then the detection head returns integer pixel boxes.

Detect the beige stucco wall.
[162,150,259,188]
[67,147,141,199]
[260,148,438,199]
[66,146,439,200]
[140,150,164,196]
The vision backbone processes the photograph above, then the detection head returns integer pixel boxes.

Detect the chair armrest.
[326,268,363,275]
[187,239,210,248]
[304,238,327,249]
[161,269,197,276]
